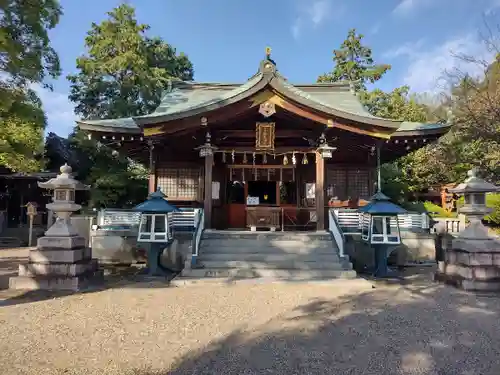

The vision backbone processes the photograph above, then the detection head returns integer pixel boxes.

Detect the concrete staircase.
[180,230,356,281]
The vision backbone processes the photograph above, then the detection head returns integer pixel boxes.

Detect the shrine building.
[77,52,451,232]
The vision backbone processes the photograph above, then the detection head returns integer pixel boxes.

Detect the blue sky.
[39,0,500,136]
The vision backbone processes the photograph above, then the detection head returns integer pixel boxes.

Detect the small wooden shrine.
[77,50,451,231]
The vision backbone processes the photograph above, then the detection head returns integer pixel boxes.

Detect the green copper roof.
[395,121,452,134]
[75,117,140,132]
[76,57,451,137]
[138,73,264,120]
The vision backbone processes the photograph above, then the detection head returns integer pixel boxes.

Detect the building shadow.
[122,282,500,375]
[0,257,24,289]
[0,264,177,307]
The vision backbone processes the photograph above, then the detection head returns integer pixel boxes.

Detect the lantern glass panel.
[321,150,332,159]
[386,219,400,243]
[372,217,384,234]
[140,215,152,233]
[154,215,166,233]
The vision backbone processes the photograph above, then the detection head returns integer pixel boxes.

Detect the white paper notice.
[306,183,315,199]
[212,181,220,200]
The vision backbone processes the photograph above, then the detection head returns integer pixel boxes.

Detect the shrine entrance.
[225,164,316,231]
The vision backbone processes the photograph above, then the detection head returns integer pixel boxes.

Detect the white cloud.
[486,0,500,14]
[32,85,76,137]
[291,0,335,39]
[392,0,433,17]
[308,0,331,25]
[383,39,426,59]
[385,34,497,93]
[370,22,381,35]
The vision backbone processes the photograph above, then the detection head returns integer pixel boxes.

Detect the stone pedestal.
[435,168,500,292]
[9,234,103,291]
[435,222,500,292]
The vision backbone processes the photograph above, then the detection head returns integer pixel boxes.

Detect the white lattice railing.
[328,210,345,257]
[332,208,431,234]
[191,209,204,265]
[96,208,200,230]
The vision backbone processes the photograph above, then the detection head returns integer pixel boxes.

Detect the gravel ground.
[0,250,500,375]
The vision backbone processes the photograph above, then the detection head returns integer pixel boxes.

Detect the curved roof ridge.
[270,75,402,128]
[134,71,266,121]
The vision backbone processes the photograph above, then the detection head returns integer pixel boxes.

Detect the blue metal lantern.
[133,188,180,276]
[359,191,406,277]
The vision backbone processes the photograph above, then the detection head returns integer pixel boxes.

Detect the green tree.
[361,86,428,122]
[0,87,46,171]
[318,28,391,91]
[0,0,62,88]
[66,3,195,207]
[0,0,62,172]
[67,3,193,119]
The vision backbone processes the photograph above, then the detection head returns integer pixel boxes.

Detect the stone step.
[202,231,332,242]
[199,247,337,257]
[183,267,357,280]
[200,239,336,249]
[0,237,21,248]
[199,260,352,270]
[198,253,342,263]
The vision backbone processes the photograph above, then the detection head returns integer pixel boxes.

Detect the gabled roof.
[131,59,403,128]
[77,56,452,137]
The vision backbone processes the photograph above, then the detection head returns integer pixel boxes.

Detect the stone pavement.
[0,249,499,375]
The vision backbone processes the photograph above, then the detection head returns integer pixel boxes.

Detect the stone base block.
[435,271,500,292]
[9,269,104,291]
[37,236,86,250]
[29,247,91,264]
[438,262,500,280]
[18,259,97,277]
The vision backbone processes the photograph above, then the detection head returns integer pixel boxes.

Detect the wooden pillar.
[148,140,156,193]
[315,151,325,230]
[204,153,213,228]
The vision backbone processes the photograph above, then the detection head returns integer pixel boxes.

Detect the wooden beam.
[204,153,213,228]
[148,141,156,193]
[315,151,325,230]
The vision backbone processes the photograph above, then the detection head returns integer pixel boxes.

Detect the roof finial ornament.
[259,46,277,73]
[265,46,272,59]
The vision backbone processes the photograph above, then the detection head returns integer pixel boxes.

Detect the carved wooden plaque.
[255,122,275,151]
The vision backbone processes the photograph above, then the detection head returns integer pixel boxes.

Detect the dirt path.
[0,250,499,375]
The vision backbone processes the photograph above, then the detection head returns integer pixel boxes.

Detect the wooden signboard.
[255,122,275,151]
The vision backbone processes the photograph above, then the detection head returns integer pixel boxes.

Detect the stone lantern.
[10,164,102,291]
[449,168,499,240]
[133,187,180,276]
[40,163,89,237]
[436,168,500,291]
[359,191,407,277]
